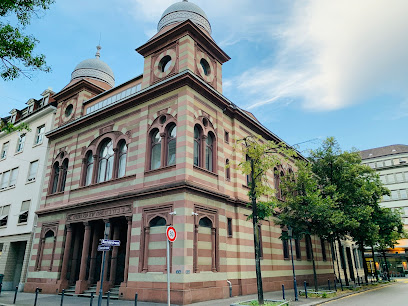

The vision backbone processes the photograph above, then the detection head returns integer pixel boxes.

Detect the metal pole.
[134,293,138,306]
[98,222,110,306]
[304,281,308,298]
[60,289,64,306]
[328,279,331,291]
[282,284,285,300]
[13,286,18,304]
[288,230,298,301]
[34,288,39,306]
[90,292,94,306]
[167,238,170,306]
[107,291,110,306]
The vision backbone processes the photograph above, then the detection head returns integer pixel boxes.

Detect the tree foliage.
[0,0,54,80]
[0,120,30,134]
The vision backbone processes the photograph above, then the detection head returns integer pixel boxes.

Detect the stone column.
[142,227,150,272]
[193,225,199,273]
[160,132,166,167]
[58,225,72,290]
[76,222,91,293]
[123,217,132,283]
[69,227,82,284]
[112,148,119,179]
[109,224,120,285]
[88,225,100,284]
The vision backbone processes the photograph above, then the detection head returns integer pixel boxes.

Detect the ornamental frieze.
[66,204,132,223]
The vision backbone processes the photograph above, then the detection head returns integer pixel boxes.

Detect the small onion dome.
[71,46,115,87]
[158,0,211,35]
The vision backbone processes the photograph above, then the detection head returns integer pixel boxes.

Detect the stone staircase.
[60,285,76,296]
[78,284,120,300]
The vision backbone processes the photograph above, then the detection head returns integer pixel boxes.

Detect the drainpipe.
[227,280,232,297]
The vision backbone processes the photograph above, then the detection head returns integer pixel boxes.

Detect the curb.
[311,283,394,305]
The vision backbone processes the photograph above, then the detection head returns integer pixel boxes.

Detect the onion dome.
[158,0,211,35]
[71,46,115,87]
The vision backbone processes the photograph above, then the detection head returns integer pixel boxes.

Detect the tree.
[277,160,346,291]
[235,135,296,305]
[1,0,54,80]
[1,120,30,134]
[309,137,390,285]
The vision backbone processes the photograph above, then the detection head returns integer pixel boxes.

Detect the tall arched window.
[60,159,69,192]
[194,125,201,167]
[85,152,94,186]
[51,162,60,193]
[118,140,127,178]
[246,155,252,185]
[149,216,167,227]
[279,171,285,200]
[166,125,176,166]
[205,133,214,172]
[274,168,280,198]
[226,159,230,181]
[97,139,114,183]
[150,129,161,170]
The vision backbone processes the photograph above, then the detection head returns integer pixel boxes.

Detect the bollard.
[334,278,337,292]
[34,288,39,306]
[0,283,2,295]
[90,292,94,306]
[107,291,110,306]
[134,293,138,306]
[282,284,285,300]
[358,276,360,286]
[328,279,331,291]
[13,286,18,304]
[60,289,65,306]
[304,281,308,298]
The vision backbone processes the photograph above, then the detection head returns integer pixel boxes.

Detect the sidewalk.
[0,280,400,306]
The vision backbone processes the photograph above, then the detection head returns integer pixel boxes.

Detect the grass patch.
[299,290,337,298]
[237,300,289,306]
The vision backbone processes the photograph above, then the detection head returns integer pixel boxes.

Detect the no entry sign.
[166,226,177,242]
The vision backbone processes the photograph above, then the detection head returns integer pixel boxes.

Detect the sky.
[1,0,407,154]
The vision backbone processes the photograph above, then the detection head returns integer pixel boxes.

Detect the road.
[324,279,408,306]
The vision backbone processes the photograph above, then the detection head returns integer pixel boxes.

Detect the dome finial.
[95,45,101,59]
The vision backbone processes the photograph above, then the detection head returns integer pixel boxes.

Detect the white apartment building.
[0,90,56,290]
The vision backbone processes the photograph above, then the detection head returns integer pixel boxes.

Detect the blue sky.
[1,0,407,153]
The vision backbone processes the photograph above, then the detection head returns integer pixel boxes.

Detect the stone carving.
[66,205,132,222]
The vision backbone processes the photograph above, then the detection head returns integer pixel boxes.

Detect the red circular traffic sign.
[166,226,177,242]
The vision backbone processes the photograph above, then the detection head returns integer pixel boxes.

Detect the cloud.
[227,0,408,111]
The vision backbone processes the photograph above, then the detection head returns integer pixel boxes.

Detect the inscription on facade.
[67,205,132,222]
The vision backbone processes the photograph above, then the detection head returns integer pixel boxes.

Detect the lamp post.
[288,227,298,301]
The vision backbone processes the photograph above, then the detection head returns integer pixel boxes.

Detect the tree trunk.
[309,235,319,292]
[371,246,378,281]
[330,240,339,282]
[250,160,264,304]
[382,250,390,281]
[359,241,368,284]
[337,238,349,286]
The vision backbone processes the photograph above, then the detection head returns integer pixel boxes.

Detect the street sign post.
[166,226,177,306]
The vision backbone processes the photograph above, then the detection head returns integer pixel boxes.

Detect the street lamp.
[288,227,298,301]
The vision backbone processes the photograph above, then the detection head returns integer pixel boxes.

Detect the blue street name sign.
[100,239,121,246]
[97,245,111,251]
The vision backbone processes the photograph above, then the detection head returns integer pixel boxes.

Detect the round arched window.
[200,59,211,76]
[65,104,73,117]
[159,55,172,73]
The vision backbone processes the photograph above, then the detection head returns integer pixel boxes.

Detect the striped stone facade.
[25,20,337,304]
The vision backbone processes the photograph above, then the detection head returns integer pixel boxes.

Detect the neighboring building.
[24,1,335,304]
[361,144,408,277]
[0,92,56,290]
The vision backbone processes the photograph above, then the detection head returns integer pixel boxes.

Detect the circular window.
[202,117,208,127]
[159,55,172,73]
[200,59,211,76]
[65,104,73,117]
[159,115,167,124]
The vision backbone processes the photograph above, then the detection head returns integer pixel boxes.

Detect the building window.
[226,159,230,181]
[205,133,214,172]
[227,218,233,237]
[194,125,201,167]
[295,238,301,260]
[274,168,281,199]
[85,152,94,186]
[16,134,26,153]
[149,216,167,227]
[391,190,399,200]
[1,142,9,159]
[150,129,161,170]
[118,140,127,178]
[282,232,289,259]
[0,168,18,189]
[396,173,404,183]
[384,159,392,167]
[60,159,68,191]
[97,139,114,182]
[0,205,10,226]
[388,174,395,183]
[51,162,60,193]
[224,131,229,143]
[306,235,312,260]
[380,175,386,184]
[321,238,327,261]
[400,189,407,199]
[35,125,45,145]
[246,155,252,185]
[27,160,39,182]
[166,124,176,166]
[18,200,30,224]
